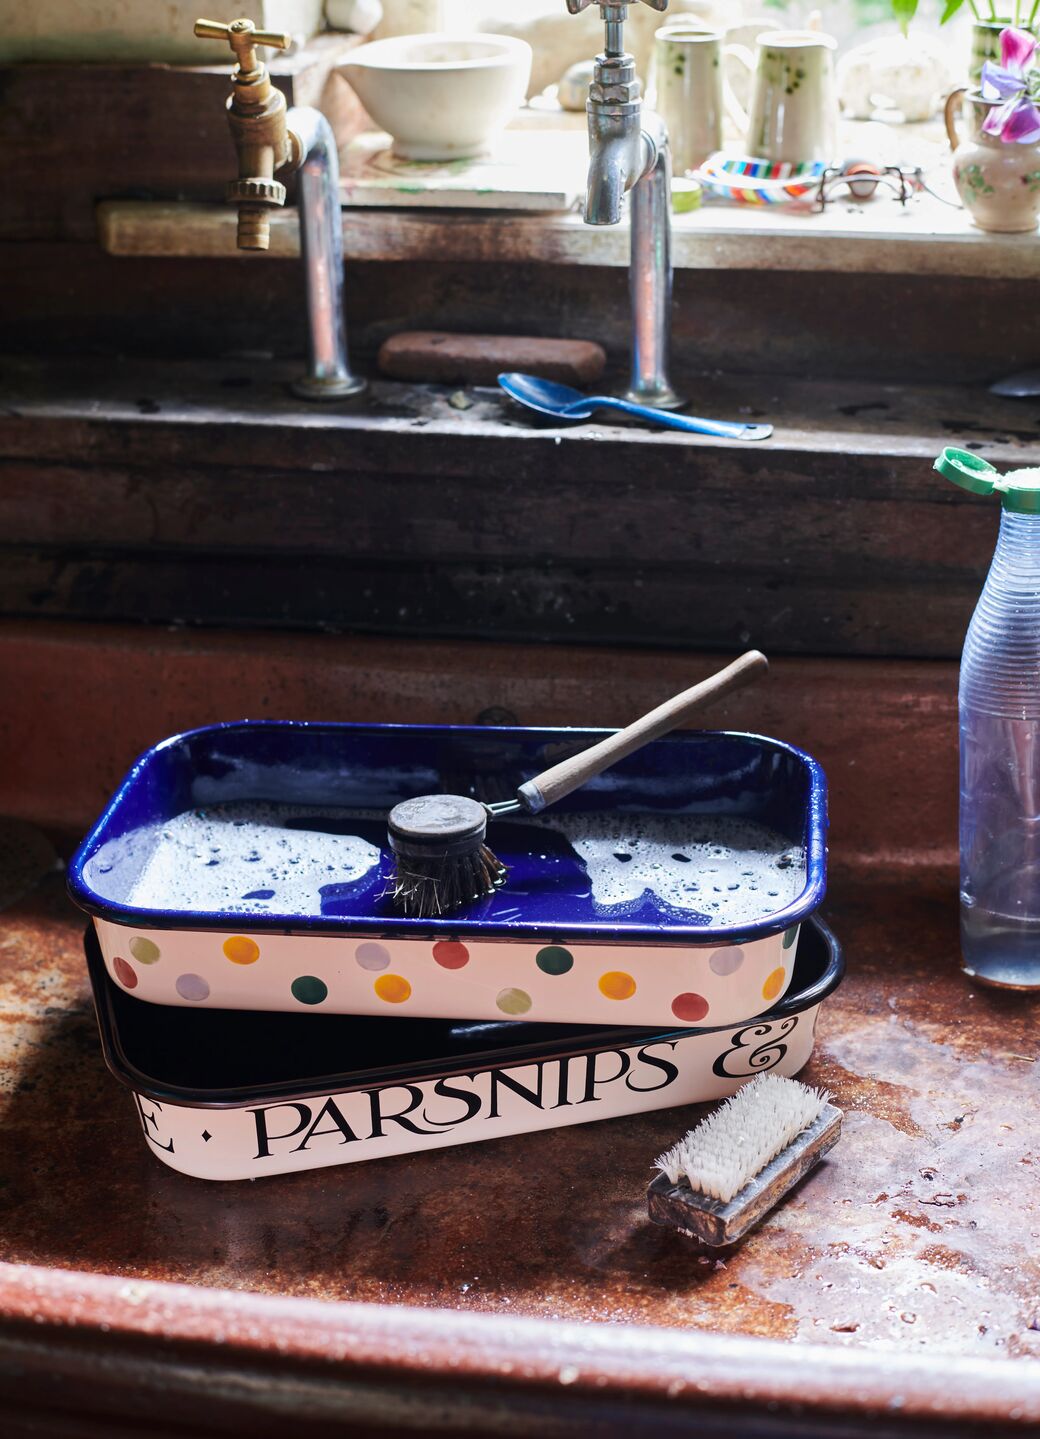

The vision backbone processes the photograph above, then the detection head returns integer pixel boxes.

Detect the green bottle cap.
[935,447,1040,515]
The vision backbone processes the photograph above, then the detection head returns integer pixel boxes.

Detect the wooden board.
[95,188,1040,279]
[2,240,1038,389]
[1,354,1037,657]
[341,127,585,211]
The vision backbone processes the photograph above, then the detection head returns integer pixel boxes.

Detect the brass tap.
[194,17,296,250]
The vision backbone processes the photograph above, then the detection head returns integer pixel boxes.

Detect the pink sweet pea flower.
[981,27,1040,144]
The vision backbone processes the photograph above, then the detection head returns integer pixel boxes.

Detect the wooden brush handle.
[517,650,768,814]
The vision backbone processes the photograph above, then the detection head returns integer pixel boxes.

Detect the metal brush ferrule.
[387,794,488,860]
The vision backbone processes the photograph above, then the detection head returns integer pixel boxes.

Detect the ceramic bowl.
[338,32,533,160]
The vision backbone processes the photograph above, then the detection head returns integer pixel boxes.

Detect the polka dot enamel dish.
[89,924,805,1028]
[83,915,844,1182]
[68,721,827,1030]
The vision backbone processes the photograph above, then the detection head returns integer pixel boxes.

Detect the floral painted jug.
[946,25,1040,233]
[947,89,1040,231]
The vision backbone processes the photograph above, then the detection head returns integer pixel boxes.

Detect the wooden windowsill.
[97,192,1040,280]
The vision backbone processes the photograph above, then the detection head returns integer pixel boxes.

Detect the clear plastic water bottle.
[937,447,1040,990]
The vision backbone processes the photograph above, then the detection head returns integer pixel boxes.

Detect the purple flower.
[982,27,1040,144]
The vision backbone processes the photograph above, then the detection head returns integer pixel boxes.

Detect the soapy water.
[532,813,804,926]
[90,801,804,925]
[119,804,383,916]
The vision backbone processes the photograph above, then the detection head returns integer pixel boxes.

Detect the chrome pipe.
[286,106,365,401]
[604,16,624,53]
[579,29,680,407]
[628,116,679,408]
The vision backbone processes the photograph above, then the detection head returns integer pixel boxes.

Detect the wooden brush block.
[377,332,607,387]
[647,1103,843,1252]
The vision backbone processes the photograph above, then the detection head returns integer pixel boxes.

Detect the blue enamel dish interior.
[85,915,843,1106]
[68,721,827,947]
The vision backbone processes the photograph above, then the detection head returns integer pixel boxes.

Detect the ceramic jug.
[946,87,1040,233]
[650,25,725,174]
[725,29,838,164]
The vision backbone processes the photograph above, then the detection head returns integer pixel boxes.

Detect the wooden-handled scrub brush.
[386,649,768,919]
[648,1073,843,1253]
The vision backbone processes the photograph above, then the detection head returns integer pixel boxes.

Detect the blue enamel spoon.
[497,372,773,442]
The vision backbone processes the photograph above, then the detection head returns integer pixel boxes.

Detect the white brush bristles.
[654,1074,830,1204]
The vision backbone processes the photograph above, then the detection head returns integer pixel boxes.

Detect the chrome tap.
[566,0,679,408]
[194,17,364,401]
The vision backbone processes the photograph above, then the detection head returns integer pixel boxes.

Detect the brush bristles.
[655,1074,830,1204]
[390,843,508,919]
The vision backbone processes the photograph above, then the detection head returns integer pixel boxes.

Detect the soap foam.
[531,813,805,925]
[116,802,382,917]
[92,800,804,928]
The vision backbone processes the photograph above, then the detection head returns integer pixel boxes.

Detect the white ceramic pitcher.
[724,29,838,164]
[650,25,725,175]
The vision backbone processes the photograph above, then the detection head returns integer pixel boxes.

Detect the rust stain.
[811,1055,924,1137]
[889,1207,944,1233]
[0,853,1037,1363]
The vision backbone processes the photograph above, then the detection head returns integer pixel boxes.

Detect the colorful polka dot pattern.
[291,975,328,1005]
[536,945,573,975]
[375,973,411,1004]
[762,967,786,1001]
[114,929,788,1021]
[176,972,210,1001]
[223,935,259,965]
[598,970,636,1001]
[671,991,709,1022]
[113,956,137,989]
[355,942,390,971]
[497,987,532,1015]
[709,947,743,976]
[433,941,469,969]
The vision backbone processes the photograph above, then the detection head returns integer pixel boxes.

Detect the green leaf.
[940,0,967,21]
[892,0,919,33]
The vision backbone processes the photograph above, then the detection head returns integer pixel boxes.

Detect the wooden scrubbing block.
[648,1074,843,1253]
[377,331,607,387]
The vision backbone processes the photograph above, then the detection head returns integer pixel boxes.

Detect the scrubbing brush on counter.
[648,1074,843,1253]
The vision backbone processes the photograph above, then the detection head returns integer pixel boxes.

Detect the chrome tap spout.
[574,5,680,407]
[286,106,363,401]
[584,99,648,226]
[628,110,677,409]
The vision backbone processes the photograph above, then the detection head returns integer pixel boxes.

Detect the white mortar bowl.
[339,32,533,160]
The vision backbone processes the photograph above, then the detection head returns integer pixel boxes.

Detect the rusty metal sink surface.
[1,865,1038,1367]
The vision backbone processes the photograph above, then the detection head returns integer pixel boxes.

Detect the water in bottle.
[937,446,1040,989]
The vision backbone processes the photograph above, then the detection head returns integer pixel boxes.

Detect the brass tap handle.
[194,18,292,74]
